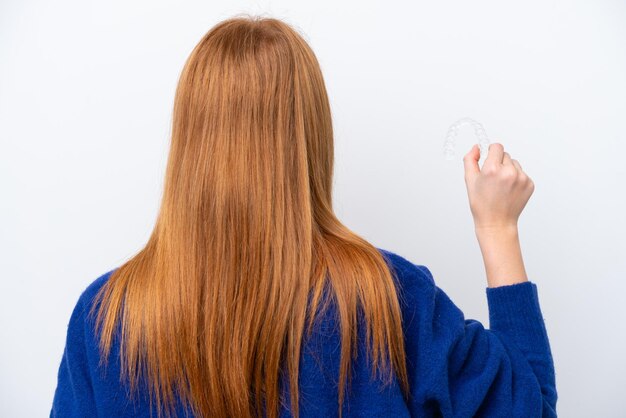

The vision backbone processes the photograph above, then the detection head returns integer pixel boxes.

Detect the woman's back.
[51,247,556,417]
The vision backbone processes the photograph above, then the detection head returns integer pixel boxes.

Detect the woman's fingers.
[485,143,505,167]
[501,150,524,176]
[502,152,512,166]
[463,144,481,181]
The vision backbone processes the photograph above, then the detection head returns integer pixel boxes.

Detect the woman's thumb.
[463,144,481,180]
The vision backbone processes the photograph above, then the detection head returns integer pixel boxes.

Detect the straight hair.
[89,14,409,418]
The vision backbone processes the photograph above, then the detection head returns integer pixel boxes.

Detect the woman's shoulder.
[65,268,119,337]
[78,267,118,309]
[376,247,436,289]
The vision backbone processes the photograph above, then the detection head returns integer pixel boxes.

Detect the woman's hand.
[463,143,534,287]
[463,143,535,232]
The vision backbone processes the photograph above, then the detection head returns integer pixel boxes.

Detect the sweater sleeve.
[50,292,98,418]
[401,263,557,417]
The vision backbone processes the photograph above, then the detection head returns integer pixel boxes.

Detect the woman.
[51,15,557,418]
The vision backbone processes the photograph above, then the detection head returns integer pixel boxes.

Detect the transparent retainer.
[443,117,490,160]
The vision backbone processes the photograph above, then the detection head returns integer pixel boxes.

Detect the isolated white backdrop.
[1,0,625,416]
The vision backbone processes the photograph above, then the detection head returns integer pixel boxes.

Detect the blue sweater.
[51,248,557,417]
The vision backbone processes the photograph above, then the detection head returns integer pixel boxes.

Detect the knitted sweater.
[50,248,557,417]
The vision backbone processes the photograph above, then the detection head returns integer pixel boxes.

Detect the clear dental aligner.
[443,117,490,160]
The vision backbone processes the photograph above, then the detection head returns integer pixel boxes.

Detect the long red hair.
[89,14,409,418]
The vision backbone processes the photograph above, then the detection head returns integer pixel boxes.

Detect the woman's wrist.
[475,225,529,288]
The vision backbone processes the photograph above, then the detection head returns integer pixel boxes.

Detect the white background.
[1,0,625,416]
